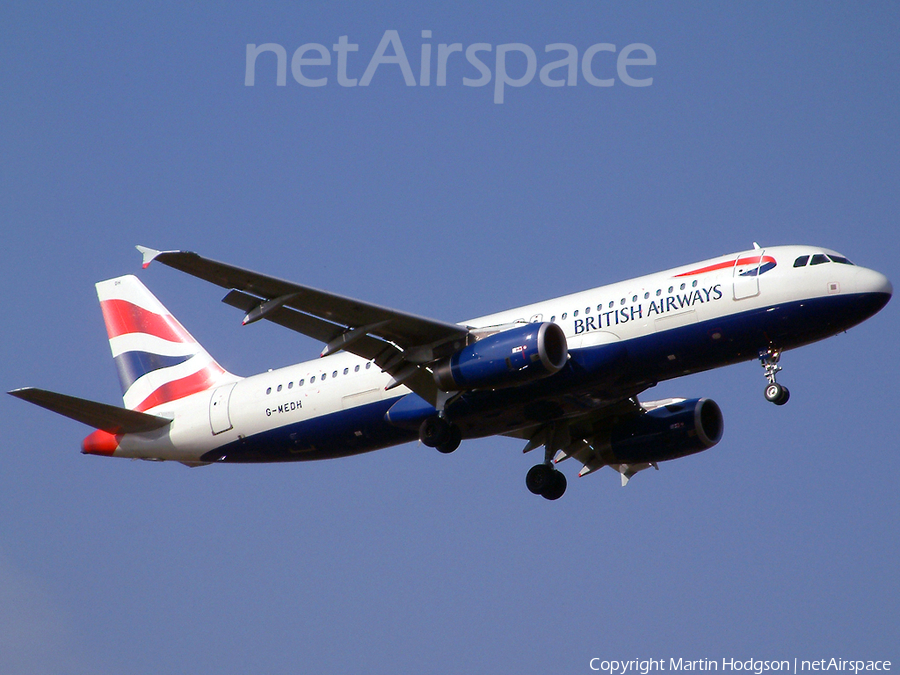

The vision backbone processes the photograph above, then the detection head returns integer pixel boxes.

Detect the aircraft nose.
[851,267,892,321]
[861,268,893,297]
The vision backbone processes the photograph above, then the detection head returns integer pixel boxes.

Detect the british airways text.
[574,284,723,334]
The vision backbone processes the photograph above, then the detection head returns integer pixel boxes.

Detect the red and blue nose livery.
[674,254,777,278]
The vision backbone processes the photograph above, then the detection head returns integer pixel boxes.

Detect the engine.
[433,322,568,391]
[607,398,723,464]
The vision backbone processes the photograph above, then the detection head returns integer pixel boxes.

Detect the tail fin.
[96,275,238,411]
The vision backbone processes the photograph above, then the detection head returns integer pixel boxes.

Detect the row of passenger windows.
[266,361,373,395]
[548,279,700,322]
[261,253,845,394]
[794,254,854,268]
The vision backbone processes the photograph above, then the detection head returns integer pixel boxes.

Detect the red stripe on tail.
[133,364,226,412]
[100,299,195,343]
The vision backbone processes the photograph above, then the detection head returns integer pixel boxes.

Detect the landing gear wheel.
[419,416,451,448]
[526,464,553,495]
[526,464,567,500]
[436,424,461,454]
[419,416,462,452]
[542,470,567,501]
[764,383,790,406]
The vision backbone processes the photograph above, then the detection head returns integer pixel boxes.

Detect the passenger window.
[810,254,829,265]
[366,362,372,369]
[344,368,349,375]
[266,387,272,395]
[288,382,293,389]
[656,289,661,297]
[561,312,567,320]
[608,301,614,309]
[332,371,338,378]
[679,284,685,291]
[277,384,282,392]
[692,280,698,288]
[354,365,360,372]
[573,310,579,317]
[644,292,649,299]
[299,379,304,386]
[321,373,327,381]
[632,295,638,302]
[310,376,316,383]
[793,255,809,267]
[585,307,590,314]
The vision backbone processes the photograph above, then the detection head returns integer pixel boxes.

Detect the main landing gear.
[419,414,568,499]
[419,415,461,454]
[525,437,567,500]
[526,463,567,501]
[760,347,790,406]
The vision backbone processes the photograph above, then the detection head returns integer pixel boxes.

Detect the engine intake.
[608,398,723,464]
[433,322,567,391]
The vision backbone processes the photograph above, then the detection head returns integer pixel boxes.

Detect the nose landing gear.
[760,348,790,405]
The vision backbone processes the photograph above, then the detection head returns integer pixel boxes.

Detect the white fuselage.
[108,245,892,465]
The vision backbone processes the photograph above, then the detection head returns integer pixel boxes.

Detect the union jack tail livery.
[96,275,239,412]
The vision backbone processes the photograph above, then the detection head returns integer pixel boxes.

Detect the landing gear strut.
[419,415,461,454]
[760,347,790,405]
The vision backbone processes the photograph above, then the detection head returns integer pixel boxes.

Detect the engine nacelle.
[433,322,568,391]
[608,398,723,464]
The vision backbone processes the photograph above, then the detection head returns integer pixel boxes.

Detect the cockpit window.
[796,253,855,268]
[829,255,854,265]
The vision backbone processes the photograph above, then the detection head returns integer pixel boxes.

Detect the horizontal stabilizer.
[8,388,172,434]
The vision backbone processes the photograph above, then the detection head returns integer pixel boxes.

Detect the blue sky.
[1,2,898,674]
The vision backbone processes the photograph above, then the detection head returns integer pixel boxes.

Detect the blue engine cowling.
[608,398,723,464]
[433,322,568,391]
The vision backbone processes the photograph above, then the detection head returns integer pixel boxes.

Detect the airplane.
[9,244,892,500]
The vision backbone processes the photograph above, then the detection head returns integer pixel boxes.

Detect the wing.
[137,246,471,405]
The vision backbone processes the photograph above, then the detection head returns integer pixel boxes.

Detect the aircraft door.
[732,249,764,300]
[209,383,236,435]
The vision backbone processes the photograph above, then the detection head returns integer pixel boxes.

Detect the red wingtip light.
[82,430,120,456]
